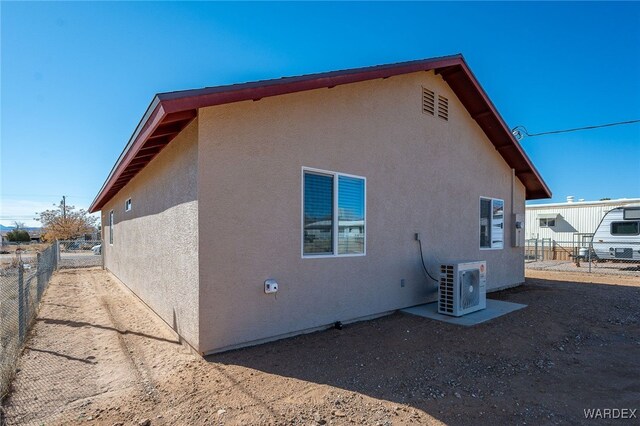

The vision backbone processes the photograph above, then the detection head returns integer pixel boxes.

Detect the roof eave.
[435,58,551,200]
[90,54,551,212]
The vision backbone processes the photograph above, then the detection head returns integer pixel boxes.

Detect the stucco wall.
[102,119,199,349]
[197,70,526,353]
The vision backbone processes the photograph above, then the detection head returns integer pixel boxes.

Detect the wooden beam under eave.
[162,109,197,124]
[118,169,143,178]
[143,136,172,147]
[128,158,151,166]
[133,146,163,158]
[515,169,533,175]
[151,121,185,137]
[134,149,161,157]
[472,110,492,120]
[149,130,180,140]
[118,170,141,178]
[132,154,158,162]
[115,175,136,183]
[435,66,462,78]
[124,163,146,170]
[147,131,179,141]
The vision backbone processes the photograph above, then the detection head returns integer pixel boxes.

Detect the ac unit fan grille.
[460,269,480,310]
[439,264,454,313]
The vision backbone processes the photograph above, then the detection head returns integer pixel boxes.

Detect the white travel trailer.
[591,204,640,261]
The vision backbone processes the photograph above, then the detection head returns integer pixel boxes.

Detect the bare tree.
[37,202,98,241]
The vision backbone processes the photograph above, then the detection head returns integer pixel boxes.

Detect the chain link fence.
[525,237,640,275]
[58,240,103,269]
[0,243,58,401]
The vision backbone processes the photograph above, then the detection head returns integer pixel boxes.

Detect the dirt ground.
[2,268,639,425]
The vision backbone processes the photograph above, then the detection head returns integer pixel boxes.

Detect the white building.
[525,197,640,244]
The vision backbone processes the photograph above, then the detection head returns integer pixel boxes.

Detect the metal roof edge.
[526,198,640,209]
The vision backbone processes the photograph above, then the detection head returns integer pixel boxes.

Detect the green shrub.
[6,229,31,242]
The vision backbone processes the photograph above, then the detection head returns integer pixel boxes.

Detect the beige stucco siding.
[102,119,199,349]
[197,70,526,353]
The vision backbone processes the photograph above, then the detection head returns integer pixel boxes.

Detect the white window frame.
[479,196,504,250]
[109,210,114,245]
[125,198,132,212]
[301,167,366,258]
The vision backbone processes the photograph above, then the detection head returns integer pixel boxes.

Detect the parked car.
[91,244,102,255]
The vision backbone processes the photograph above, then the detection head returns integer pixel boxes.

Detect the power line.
[0,194,93,199]
[511,119,640,140]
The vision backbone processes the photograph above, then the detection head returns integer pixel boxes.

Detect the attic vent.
[438,95,449,121]
[422,88,435,115]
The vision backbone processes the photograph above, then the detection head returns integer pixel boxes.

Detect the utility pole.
[62,196,66,220]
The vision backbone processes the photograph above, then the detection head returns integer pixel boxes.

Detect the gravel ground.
[1,268,639,425]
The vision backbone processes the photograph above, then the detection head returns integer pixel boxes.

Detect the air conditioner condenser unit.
[438,261,487,317]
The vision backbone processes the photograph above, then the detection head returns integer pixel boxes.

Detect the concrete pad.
[400,299,527,326]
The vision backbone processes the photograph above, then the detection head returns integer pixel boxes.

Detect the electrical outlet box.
[264,279,278,294]
[512,213,525,247]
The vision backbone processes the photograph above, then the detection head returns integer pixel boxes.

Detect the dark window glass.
[109,211,114,244]
[303,172,333,254]
[480,198,491,248]
[539,218,556,227]
[338,176,365,254]
[611,221,639,236]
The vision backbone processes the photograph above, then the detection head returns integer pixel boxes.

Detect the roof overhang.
[89,54,551,213]
[537,213,561,219]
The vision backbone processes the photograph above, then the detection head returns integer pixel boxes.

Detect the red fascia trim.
[90,54,551,211]
[454,59,551,198]
[157,56,464,113]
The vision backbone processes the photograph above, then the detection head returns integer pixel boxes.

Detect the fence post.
[36,251,43,302]
[588,246,592,273]
[17,262,25,342]
[55,240,60,271]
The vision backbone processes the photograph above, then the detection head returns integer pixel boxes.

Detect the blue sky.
[2,1,639,226]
